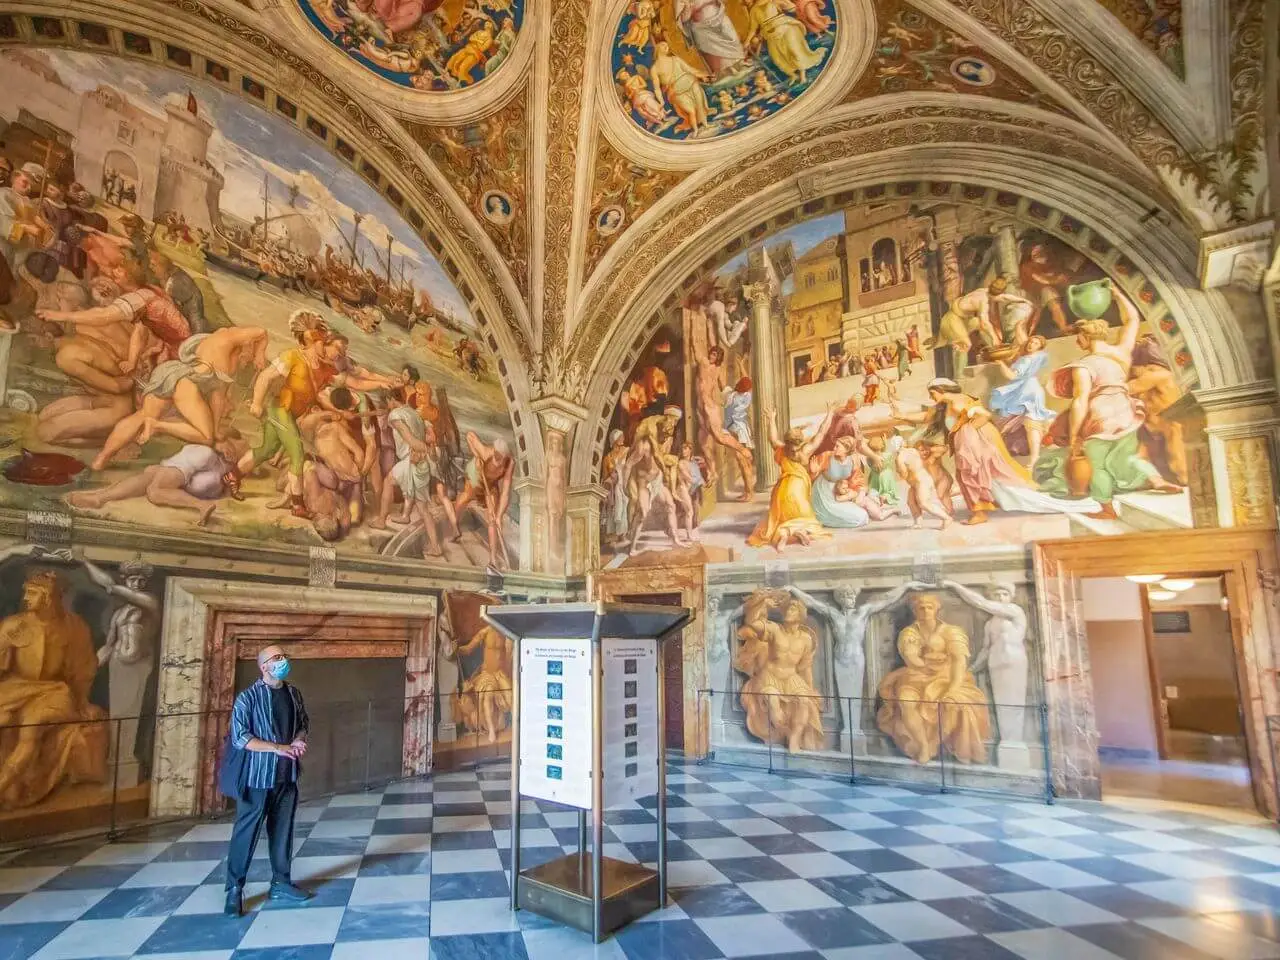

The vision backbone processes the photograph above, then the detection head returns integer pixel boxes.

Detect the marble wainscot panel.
[152,579,436,817]
[704,549,1048,796]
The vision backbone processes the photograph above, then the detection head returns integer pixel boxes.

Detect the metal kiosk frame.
[482,601,692,943]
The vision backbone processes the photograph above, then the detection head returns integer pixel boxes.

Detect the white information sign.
[519,639,594,809]
[602,639,659,807]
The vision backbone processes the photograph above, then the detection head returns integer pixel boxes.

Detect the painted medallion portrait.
[297,0,524,91]
[611,0,838,141]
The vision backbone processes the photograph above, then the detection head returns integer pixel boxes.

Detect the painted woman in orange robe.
[746,405,835,550]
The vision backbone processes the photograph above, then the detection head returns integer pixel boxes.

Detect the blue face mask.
[267,658,291,681]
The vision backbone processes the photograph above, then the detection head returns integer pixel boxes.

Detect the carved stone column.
[1165,384,1280,528]
[566,484,605,576]
[744,280,786,491]
[531,396,586,576]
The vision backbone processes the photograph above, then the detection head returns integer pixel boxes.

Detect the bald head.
[258,644,288,685]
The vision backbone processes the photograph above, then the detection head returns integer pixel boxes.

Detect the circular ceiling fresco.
[297,0,524,90]
[611,0,838,141]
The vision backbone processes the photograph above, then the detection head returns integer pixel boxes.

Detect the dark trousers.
[225,781,298,891]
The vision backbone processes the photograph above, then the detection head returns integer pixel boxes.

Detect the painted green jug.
[1066,278,1112,319]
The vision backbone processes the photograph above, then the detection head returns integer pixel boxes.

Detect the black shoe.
[269,881,312,903]
[224,888,243,917]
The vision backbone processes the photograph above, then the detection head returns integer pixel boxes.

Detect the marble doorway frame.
[151,578,437,818]
[592,565,707,756]
[1033,529,1280,818]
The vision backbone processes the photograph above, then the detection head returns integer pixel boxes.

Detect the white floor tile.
[307,819,376,839]
[1140,916,1280,960]
[331,938,432,960]
[430,849,503,874]
[76,843,173,866]
[852,901,972,942]
[0,867,65,894]
[522,925,628,960]
[773,852,863,879]
[0,889,112,924]
[239,905,345,947]
[349,875,432,905]
[695,913,811,957]
[30,916,165,959]
[877,869,981,901]
[738,878,841,912]
[1000,860,1113,889]
[377,803,433,820]
[429,896,519,936]
[991,927,1127,959]
[994,890,1124,926]
[365,834,432,855]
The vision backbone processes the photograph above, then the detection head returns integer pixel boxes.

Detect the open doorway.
[1081,575,1254,811]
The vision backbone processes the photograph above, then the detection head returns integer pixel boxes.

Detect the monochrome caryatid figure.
[784,581,929,751]
[943,580,1031,766]
[79,554,159,787]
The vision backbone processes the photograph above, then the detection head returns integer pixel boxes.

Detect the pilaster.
[1166,383,1280,529]
[566,484,605,576]
[529,395,588,575]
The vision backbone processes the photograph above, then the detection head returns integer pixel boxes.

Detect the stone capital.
[1197,220,1274,290]
[530,395,588,434]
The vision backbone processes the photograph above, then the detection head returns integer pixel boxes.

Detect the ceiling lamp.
[1160,579,1196,592]
[1148,590,1177,602]
[1125,574,1164,583]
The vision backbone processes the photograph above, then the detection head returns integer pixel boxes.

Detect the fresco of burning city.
[600,204,1192,566]
[0,51,516,569]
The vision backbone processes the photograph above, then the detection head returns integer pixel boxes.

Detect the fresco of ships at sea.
[0,50,517,570]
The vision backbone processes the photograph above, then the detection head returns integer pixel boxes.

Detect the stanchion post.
[509,635,523,911]
[848,697,856,784]
[363,700,374,791]
[591,618,605,944]
[1040,702,1054,805]
[937,701,946,794]
[656,631,668,910]
[107,718,122,842]
[766,696,774,774]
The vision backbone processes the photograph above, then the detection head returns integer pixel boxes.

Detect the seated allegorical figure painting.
[876,592,991,765]
[733,589,824,753]
[0,549,109,809]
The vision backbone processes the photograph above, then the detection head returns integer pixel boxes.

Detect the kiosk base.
[517,854,662,939]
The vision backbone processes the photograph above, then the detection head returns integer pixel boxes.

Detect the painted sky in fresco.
[31,50,473,324]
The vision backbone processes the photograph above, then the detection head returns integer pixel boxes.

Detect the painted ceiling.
[0,0,1270,484]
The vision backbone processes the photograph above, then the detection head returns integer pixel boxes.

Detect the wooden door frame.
[1137,586,1171,760]
[1033,528,1279,818]
[591,564,706,756]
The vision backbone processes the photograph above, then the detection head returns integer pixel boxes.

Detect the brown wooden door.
[618,592,685,752]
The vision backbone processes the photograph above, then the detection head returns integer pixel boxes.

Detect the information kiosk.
[481,601,692,942]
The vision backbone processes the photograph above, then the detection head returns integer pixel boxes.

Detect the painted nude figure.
[449,625,513,744]
[734,591,824,753]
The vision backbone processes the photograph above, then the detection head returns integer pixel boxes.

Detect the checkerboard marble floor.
[3,761,1280,960]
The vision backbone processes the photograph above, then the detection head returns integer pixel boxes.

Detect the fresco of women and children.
[600,203,1191,565]
[0,50,517,569]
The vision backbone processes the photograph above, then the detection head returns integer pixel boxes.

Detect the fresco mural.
[0,51,517,569]
[297,0,524,91]
[0,544,164,834]
[435,590,510,766]
[706,569,1041,785]
[1097,0,1183,75]
[600,202,1192,566]
[611,0,838,141]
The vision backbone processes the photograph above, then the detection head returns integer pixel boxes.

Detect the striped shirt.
[230,679,310,790]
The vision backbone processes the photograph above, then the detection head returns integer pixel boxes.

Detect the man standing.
[224,644,312,916]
